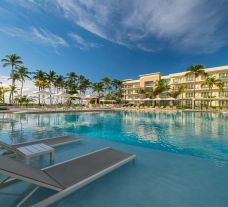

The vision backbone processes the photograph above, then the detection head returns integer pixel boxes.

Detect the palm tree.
[111,79,123,91]
[201,76,223,106]
[8,73,20,103]
[9,85,17,103]
[185,64,205,108]
[178,85,186,107]
[54,75,65,93]
[1,54,23,103]
[111,79,123,102]
[34,80,48,104]
[79,77,91,95]
[92,82,104,103]
[153,79,170,107]
[17,66,31,96]
[153,79,170,97]
[102,77,111,95]
[33,70,46,82]
[0,85,10,104]
[65,72,78,95]
[54,75,65,104]
[33,70,47,105]
[138,88,146,99]
[46,70,56,104]
[33,70,47,103]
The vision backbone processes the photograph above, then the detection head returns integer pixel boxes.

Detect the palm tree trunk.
[2,91,5,104]
[193,75,196,109]
[210,87,213,107]
[12,92,14,104]
[49,86,52,105]
[38,87,41,105]
[21,81,24,96]
[8,90,12,104]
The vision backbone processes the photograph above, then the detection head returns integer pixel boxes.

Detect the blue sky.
[0,0,228,81]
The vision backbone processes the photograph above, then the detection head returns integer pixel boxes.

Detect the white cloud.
[54,0,228,53]
[68,33,100,50]
[0,26,69,49]
[5,0,228,53]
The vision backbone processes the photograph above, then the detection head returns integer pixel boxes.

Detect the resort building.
[123,65,228,107]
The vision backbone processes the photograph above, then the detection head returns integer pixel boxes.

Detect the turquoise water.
[1,111,228,161]
[0,111,228,207]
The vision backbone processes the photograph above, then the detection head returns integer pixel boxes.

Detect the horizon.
[0,0,228,83]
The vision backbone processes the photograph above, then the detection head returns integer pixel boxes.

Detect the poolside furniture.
[0,147,136,207]
[0,135,81,158]
[17,143,55,165]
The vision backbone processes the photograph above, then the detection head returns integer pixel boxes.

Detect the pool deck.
[1,138,227,207]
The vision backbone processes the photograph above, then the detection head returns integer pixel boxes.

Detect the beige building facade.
[123,65,228,106]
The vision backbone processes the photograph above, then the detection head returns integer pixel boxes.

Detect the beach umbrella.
[33,91,52,96]
[54,92,71,98]
[33,91,52,104]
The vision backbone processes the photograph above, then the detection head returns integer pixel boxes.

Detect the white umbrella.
[100,99,116,103]
[153,97,161,101]
[70,94,81,98]
[33,91,52,96]
[33,91,52,104]
[54,92,71,98]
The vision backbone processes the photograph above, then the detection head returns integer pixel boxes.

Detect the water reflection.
[0,111,228,161]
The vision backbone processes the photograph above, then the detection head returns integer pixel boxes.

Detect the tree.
[153,79,170,97]
[46,70,56,104]
[0,86,10,104]
[168,89,181,99]
[65,72,78,95]
[111,79,123,91]
[201,76,223,106]
[9,85,17,103]
[15,96,33,106]
[17,66,31,96]
[92,82,104,103]
[111,79,123,102]
[178,85,186,107]
[185,64,205,108]
[33,70,47,82]
[54,75,65,93]
[1,54,23,103]
[102,77,111,95]
[8,73,20,103]
[78,77,91,95]
[33,70,48,105]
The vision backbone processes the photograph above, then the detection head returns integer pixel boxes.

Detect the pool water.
[1,111,228,161]
[0,111,228,207]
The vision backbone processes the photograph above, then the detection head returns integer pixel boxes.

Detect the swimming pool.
[1,111,228,161]
[0,111,228,206]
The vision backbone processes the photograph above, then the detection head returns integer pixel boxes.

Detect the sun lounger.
[0,147,135,207]
[0,135,81,156]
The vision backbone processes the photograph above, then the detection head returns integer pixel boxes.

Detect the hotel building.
[123,65,228,106]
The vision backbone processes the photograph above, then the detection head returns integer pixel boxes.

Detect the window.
[201,75,206,80]
[173,79,178,83]
[133,84,140,88]
[223,82,228,87]
[186,92,194,98]
[201,92,209,98]
[186,84,194,89]
[219,72,228,78]
[186,76,194,81]
[201,84,208,89]
[220,91,228,97]
[145,81,153,87]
